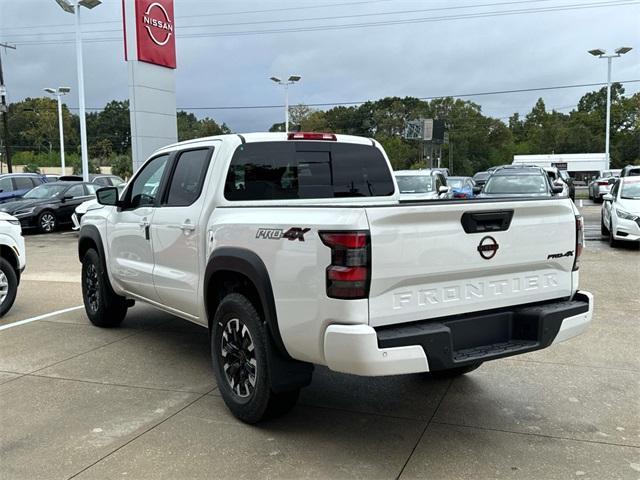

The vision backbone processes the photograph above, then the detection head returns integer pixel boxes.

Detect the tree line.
[1,83,638,177]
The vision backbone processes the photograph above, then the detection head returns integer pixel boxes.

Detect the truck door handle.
[180,222,196,232]
[139,219,150,240]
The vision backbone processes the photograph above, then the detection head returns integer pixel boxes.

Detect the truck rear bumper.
[323,291,593,376]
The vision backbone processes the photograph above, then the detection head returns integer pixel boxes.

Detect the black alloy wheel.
[220,317,258,399]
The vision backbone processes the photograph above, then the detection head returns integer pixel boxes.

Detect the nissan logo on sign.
[133,0,176,69]
[143,2,173,46]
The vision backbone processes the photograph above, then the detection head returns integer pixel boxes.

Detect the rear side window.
[224,142,394,200]
[166,149,211,206]
[13,177,34,190]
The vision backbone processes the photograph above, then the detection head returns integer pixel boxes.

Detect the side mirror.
[603,193,613,202]
[551,185,564,194]
[473,186,482,194]
[62,195,74,202]
[438,186,450,194]
[96,186,120,206]
[608,178,616,185]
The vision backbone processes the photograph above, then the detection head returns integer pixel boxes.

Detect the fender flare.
[204,247,289,359]
[78,224,106,263]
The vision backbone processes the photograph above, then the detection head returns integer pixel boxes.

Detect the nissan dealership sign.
[131,0,176,69]
[123,0,178,171]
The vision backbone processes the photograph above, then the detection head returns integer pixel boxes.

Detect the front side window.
[166,149,211,206]
[224,142,394,200]
[129,154,169,208]
[94,177,110,186]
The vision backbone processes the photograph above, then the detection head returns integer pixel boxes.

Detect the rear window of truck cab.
[224,141,395,200]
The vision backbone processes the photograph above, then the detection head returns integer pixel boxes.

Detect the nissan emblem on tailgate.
[477,236,499,260]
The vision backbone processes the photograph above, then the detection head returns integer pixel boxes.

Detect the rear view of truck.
[324,198,592,376]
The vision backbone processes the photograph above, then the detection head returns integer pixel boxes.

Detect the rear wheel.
[211,293,299,424]
[38,211,56,233]
[427,362,483,379]
[0,257,18,317]
[82,248,128,327]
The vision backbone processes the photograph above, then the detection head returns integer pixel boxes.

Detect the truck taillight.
[320,231,370,299]
[574,215,584,271]
[597,181,609,186]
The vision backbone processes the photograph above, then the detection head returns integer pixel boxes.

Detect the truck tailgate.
[366,199,577,327]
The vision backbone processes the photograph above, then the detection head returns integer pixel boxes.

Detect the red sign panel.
[134,0,176,69]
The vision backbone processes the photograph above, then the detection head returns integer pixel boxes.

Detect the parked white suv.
[79,132,593,423]
[0,212,26,316]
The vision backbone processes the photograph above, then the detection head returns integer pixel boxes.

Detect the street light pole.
[588,46,633,170]
[270,75,301,133]
[44,87,70,175]
[54,0,101,181]
[75,2,89,181]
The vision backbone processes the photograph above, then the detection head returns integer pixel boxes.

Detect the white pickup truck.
[0,212,26,317]
[79,132,593,423]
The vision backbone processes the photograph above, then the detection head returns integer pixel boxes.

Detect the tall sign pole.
[0,42,16,173]
[122,0,178,172]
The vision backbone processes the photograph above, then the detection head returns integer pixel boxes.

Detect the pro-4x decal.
[256,227,311,242]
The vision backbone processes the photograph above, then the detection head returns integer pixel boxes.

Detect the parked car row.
[0,174,124,234]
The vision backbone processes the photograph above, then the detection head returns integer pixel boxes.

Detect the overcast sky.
[1,0,639,132]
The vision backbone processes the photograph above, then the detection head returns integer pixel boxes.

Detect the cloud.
[1,0,639,132]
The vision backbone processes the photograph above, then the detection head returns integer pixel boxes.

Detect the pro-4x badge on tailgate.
[256,227,310,241]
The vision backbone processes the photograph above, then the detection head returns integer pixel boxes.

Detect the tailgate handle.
[461,210,514,234]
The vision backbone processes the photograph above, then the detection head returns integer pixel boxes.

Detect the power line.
[3,0,562,37]
[175,79,640,111]
[0,0,400,32]
[5,0,638,45]
[33,79,634,112]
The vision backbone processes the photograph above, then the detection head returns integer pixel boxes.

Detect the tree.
[111,154,133,180]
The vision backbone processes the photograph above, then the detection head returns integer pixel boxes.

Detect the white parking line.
[0,306,84,332]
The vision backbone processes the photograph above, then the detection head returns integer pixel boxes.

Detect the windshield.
[483,174,549,194]
[447,178,464,188]
[473,173,489,181]
[602,170,620,178]
[621,182,640,199]
[395,175,434,194]
[23,184,67,199]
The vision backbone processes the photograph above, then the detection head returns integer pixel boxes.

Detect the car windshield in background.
[473,172,489,182]
[447,178,463,188]
[23,184,67,199]
[483,174,548,194]
[395,176,434,194]
[621,182,640,199]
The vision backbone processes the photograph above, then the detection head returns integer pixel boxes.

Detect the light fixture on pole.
[53,0,102,182]
[44,87,71,175]
[588,46,633,170]
[270,75,302,133]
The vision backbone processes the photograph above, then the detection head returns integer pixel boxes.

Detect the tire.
[609,224,620,248]
[211,293,299,424]
[427,362,483,379]
[81,248,128,327]
[601,216,609,236]
[0,257,18,317]
[38,211,57,233]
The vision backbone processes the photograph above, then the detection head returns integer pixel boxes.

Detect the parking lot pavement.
[1,219,639,480]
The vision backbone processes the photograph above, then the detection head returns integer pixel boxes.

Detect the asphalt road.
[0,209,638,480]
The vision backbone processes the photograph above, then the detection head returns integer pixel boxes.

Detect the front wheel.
[427,362,483,379]
[82,248,128,327]
[609,223,620,248]
[601,216,609,236]
[0,257,18,317]
[211,293,299,424]
[38,211,57,233]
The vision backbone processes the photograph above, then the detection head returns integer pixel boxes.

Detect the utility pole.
[0,42,16,173]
